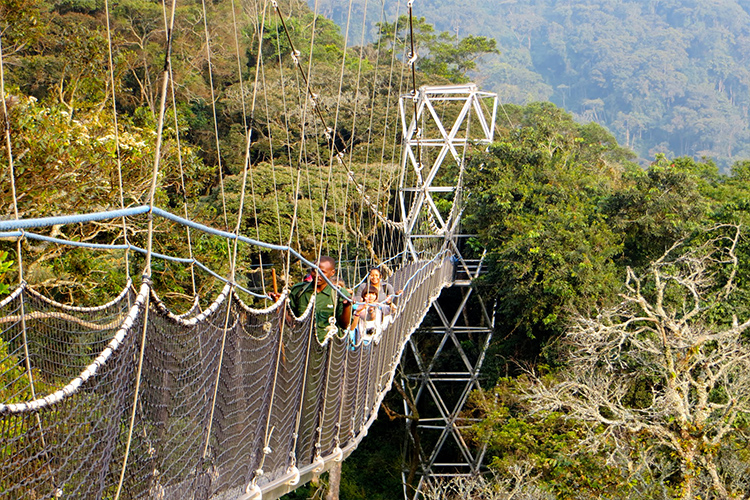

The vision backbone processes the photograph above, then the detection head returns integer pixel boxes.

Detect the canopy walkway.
[0,205,454,499]
[0,0,499,496]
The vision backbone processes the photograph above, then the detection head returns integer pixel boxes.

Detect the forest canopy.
[3,0,750,498]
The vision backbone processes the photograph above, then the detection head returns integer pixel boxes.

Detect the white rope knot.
[332,445,343,462]
[149,483,165,500]
[312,454,325,472]
[408,51,418,66]
[54,488,63,498]
[245,482,262,500]
[286,466,301,485]
[270,0,278,9]
[310,93,319,107]
[291,50,301,66]
[255,468,264,477]
[263,445,272,455]
[407,0,414,7]
[325,315,338,337]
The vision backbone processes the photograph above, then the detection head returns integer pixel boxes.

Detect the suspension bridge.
[0,0,498,498]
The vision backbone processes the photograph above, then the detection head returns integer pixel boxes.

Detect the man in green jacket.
[280,256,353,342]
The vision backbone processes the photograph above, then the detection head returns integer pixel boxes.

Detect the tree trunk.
[680,446,697,500]
[326,461,342,500]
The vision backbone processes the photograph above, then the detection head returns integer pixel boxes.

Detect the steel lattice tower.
[397,84,498,499]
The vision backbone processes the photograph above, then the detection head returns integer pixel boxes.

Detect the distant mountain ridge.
[311,0,750,171]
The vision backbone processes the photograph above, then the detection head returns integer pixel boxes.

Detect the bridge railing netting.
[0,253,453,499]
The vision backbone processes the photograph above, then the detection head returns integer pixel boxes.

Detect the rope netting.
[0,251,452,499]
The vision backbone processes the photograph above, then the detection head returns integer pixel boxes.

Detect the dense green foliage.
[463,102,750,358]
[463,103,631,349]
[316,0,750,171]
[459,103,750,498]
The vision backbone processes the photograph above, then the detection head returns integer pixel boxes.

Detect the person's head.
[361,286,378,303]
[368,267,382,285]
[313,256,336,291]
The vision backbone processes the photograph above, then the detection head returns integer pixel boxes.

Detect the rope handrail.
[0,206,378,301]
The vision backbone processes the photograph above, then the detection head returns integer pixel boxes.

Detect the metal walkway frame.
[397,84,498,499]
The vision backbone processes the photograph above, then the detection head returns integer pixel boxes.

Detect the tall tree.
[376,15,498,83]
[526,226,750,499]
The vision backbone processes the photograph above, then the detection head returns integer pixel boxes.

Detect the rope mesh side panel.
[1,288,28,403]
[260,307,312,484]
[296,339,329,465]
[340,343,363,443]
[0,285,141,499]
[210,301,278,494]
[2,287,133,389]
[125,295,228,499]
[319,335,347,457]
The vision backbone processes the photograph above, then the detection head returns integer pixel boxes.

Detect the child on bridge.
[350,286,392,346]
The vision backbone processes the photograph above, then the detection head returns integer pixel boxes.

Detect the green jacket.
[289,281,349,342]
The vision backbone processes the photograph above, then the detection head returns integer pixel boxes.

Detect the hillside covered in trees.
[314,0,750,172]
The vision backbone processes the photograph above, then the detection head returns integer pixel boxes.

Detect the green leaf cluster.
[376,15,498,83]
[464,103,629,348]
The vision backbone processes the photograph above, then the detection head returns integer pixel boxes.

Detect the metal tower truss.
[400,260,495,499]
[398,84,498,260]
[397,84,498,499]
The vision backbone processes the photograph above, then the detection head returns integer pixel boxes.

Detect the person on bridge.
[271,256,353,342]
[356,266,401,310]
[350,286,392,346]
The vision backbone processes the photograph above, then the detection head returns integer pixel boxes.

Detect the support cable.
[231,0,271,297]
[321,0,354,271]
[269,5,309,282]
[168,61,198,298]
[270,0,401,232]
[357,0,386,270]
[407,0,423,174]
[306,0,325,262]
[389,12,411,260]
[114,0,176,494]
[257,4,287,263]
[201,0,231,235]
